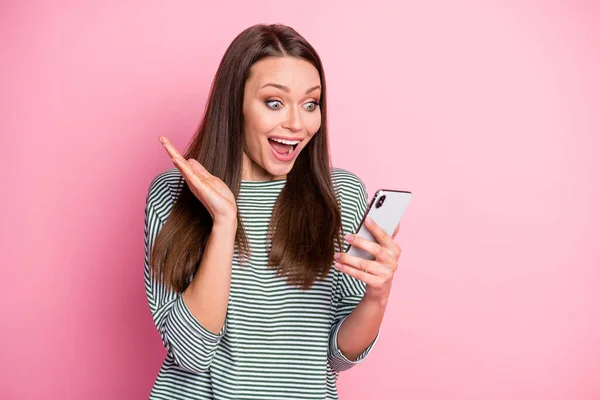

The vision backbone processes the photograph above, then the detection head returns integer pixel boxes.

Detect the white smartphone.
[345,189,412,260]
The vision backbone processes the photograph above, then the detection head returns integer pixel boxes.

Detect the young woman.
[144,23,402,400]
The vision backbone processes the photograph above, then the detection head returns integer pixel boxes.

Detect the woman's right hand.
[159,136,238,228]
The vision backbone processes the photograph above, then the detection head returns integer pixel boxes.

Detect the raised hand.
[159,136,238,228]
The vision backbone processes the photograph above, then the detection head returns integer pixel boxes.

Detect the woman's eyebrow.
[259,83,321,94]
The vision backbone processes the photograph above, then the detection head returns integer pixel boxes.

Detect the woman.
[144,23,402,399]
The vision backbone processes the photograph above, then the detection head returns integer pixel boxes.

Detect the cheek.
[245,104,280,135]
[306,112,322,137]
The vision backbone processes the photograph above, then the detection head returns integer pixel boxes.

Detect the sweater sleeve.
[328,171,380,372]
[143,173,226,374]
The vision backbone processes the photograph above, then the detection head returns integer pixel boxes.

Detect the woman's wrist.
[212,219,238,236]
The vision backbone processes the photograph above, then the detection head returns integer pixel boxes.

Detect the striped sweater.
[144,167,378,399]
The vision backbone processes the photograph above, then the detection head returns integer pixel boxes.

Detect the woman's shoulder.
[331,167,367,196]
[145,167,183,216]
[330,167,368,212]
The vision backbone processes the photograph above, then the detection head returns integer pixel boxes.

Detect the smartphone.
[345,189,412,261]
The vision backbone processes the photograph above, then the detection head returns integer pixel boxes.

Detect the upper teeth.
[270,138,300,145]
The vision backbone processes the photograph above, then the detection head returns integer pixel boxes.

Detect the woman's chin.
[266,164,293,180]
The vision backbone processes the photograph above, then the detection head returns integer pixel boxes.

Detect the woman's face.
[241,56,322,181]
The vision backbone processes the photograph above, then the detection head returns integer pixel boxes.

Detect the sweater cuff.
[328,315,379,372]
[167,295,226,344]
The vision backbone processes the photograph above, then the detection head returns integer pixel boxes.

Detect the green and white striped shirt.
[144,167,378,400]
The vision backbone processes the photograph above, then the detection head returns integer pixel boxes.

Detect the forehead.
[247,56,321,92]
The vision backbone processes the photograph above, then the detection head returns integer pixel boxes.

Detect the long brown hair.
[150,23,344,292]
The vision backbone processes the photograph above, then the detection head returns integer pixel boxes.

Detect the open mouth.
[268,138,300,156]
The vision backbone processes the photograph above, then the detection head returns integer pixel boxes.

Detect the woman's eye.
[303,102,320,111]
[265,100,283,110]
[265,100,320,111]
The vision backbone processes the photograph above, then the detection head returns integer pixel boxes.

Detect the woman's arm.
[144,180,236,374]
[332,216,403,366]
[182,220,236,335]
[327,269,382,372]
[336,294,386,361]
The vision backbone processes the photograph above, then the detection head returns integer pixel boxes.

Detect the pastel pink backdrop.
[1,1,598,399]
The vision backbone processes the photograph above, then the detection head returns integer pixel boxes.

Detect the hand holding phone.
[346,189,412,261]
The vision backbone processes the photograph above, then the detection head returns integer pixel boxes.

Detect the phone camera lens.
[375,195,386,208]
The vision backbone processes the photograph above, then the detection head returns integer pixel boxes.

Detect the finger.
[334,261,379,286]
[159,136,187,164]
[391,222,400,239]
[172,158,216,207]
[336,253,385,277]
[364,217,396,251]
[344,234,392,263]
[172,157,202,184]
[159,137,204,184]
[187,158,211,178]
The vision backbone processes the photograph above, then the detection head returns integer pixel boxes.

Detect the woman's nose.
[282,107,303,131]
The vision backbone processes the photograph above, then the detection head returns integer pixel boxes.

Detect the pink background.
[1,1,598,399]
